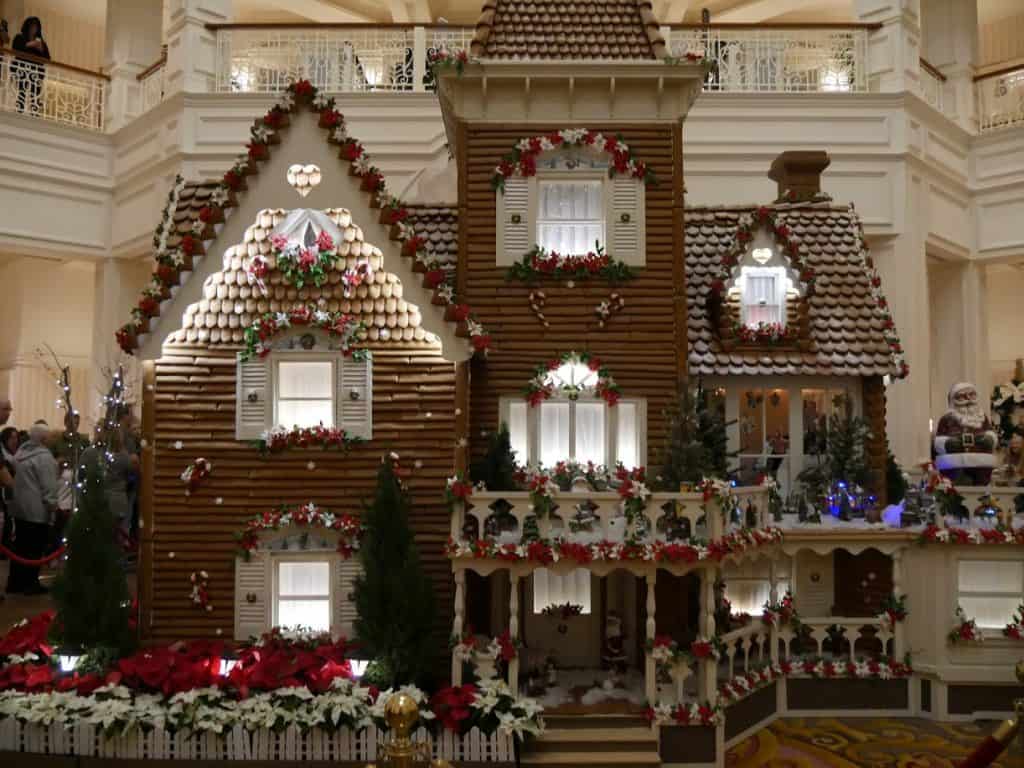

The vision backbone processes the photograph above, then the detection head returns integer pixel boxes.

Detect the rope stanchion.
[957,717,1018,768]
[0,542,67,567]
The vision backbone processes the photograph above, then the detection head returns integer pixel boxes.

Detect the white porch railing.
[720,619,774,680]
[137,53,168,115]
[919,57,945,113]
[779,615,896,661]
[976,64,1024,133]
[664,24,872,93]
[452,486,772,546]
[0,47,106,131]
[938,486,1020,528]
[211,24,476,94]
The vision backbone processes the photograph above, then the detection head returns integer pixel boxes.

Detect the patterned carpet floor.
[727,718,1024,767]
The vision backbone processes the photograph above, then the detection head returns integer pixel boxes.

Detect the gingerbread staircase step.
[522,714,660,768]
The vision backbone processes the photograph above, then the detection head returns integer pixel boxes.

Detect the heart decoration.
[529,289,549,328]
[286,163,322,197]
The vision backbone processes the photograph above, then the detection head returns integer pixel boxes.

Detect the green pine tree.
[657,382,734,489]
[470,422,519,491]
[353,458,436,688]
[51,464,135,655]
[885,448,907,504]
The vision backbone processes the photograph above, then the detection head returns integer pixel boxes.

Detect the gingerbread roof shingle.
[685,203,903,378]
[470,0,665,60]
[170,208,431,346]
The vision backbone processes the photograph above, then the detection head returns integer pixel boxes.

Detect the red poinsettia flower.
[263,109,285,129]
[291,79,314,97]
[450,304,472,322]
[340,140,364,162]
[425,269,447,289]
[471,334,492,353]
[180,234,197,255]
[247,141,268,161]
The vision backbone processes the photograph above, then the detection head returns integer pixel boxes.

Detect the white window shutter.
[236,355,270,439]
[496,176,531,266]
[337,354,373,439]
[609,175,645,266]
[335,558,362,640]
[234,552,270,641]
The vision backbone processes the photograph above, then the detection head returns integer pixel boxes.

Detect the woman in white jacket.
[6,421,57,595]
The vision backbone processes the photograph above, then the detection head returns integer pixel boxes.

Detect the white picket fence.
[0,719,514,762]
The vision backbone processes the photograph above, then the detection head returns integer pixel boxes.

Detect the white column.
[920,0,978,130]
[644,570,657,703]
[892,549,905,658]
[698,571,717,705]
[508,571,521,690]
[104,0,164,131]
[452,568,466,685]
[961,262,990,408]
[164,0,232,95]
[856,0,922,93]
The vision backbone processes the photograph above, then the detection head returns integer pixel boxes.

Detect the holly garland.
[491,128,658,193]
[427,47,469,76]
[445,526,784,566]
[507,245,635,285]
[261,230,373,292]
[241,305,367,362]
[854,222,909,378]
[916,523,1024,546]
[234,502,363,560]
[647,635,725,671]
[524,351,621,407]
[948,605,984,644]
[644,700,722,728]
[761,590,800,628]
[253,424,365,456]
[878,593,908,631]
[118,78,492,357]
[732,321,798,346]
[1003,603,1024,640]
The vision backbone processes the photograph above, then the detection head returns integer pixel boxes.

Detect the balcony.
[976,62,1024,133]
[0,47,106,131]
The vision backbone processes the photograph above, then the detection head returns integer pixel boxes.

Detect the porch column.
[645,570,657,703]
[164,0,232,95]
[508,571,521,690]
[699,571,717,704]
[892,550,905,659]
[103,0,164,131]
[768,561,780,663]
[452,568,465,685]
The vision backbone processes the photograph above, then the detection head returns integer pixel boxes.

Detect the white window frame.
[500,396,647,468]
[739,265,788,327]
[272,554,336,633]
[273,354,337,429]
[956,557,1024,632]
[532,172,608,256]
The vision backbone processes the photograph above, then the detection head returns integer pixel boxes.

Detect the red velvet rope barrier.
[0,542,67,567]
[957,736,1009,768]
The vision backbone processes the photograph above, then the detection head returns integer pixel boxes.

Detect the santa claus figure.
[933,382,998,485]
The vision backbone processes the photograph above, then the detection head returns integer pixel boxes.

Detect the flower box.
[0,721,514,763]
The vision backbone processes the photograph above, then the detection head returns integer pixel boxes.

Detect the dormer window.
[739,265,790,327]
[721,226,806,339]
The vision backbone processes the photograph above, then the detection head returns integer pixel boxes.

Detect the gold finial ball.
[1015,659,1024,684]
[385,693,420,734]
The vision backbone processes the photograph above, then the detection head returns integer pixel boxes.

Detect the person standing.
[104,426,139,544]
[12,17,49,115]
[6,421,57,595]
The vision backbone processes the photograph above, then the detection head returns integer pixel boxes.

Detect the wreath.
[524,351,621,407]
[180,458,212,496]
[241,306,367,362]
[491,129,657,192]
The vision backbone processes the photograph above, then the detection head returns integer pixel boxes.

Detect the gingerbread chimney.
[768,150,831,203]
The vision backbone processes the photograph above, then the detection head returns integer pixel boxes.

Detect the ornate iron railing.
[209,24,476,94]
[665,24,873,93]
[0,47,106,131]
[976,63,1024,133]
[919,56,946,113]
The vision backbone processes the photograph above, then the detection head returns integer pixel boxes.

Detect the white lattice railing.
[212,24,476,94]
[665,25,871,93]
[453,486,771,547]
[137,54,168,115]
[779,616,895,661]
[0,720,514,763]
[0,48,106,131]
[918,57,945,113]
[976,64,1024,133]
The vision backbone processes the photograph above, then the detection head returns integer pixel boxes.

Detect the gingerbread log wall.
[143,342,457,644]
[459,124,685,461]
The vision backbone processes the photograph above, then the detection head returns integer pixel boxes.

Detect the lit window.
[533,568,592,614]
[275,560,331,632]
[740,266,789,327]
[537,180,605,255]
[958,560,1024,629]
[276,360,334,429]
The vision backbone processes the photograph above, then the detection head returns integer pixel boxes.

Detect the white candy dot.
[307,461,316,470]
[215,497,224,505]
[169,552,176,558]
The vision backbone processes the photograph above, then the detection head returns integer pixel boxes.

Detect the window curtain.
[574,403,606,466]
[533,568,592,614]
[540,402,570,466]
[537,181,603,254]
[743,272,781,325]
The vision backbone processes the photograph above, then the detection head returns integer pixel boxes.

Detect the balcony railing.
[137,52,168,116]
[209,23,476,94]
[0,47,106,131]
[976,62,1024,133]
[919,57,946,113]
[664,24,875,93]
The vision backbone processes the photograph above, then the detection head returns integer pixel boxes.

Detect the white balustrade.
[0,49,106,131]
[213,25,475,94]
[138,58,168,115]
[938,486,1020,529]
[719,620,771,680]
[918,58,945,114]
[779,616,894,661]
[665,25,870,93]
[976,65,1024,133]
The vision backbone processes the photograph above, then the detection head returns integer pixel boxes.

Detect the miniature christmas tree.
[51,464,135,655]
[657,382,734,489]
[886,448,907,504]
[797,394,872,513]
[470,422,519,491]
[354,457,436,688]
